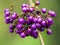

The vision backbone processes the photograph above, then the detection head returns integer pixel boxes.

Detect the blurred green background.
[0,0,60,45]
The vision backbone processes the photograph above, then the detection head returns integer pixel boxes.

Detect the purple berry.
[29,7,34,12]
[18,18,25,24]
[11,12,17,20]
[10,24,15,29]
[4,9,9,12]
[22,7,28,13]
[5,17,10,24]
[39,27,44,32]
[32,30,38,38]
[47,29,52,35]
[35,0,40,5]
[48,10,56,17]
[33,18,38,23]
[22,4,28,7]
[15,30,20,34]
[31,24,36,30]
[10,18,13,23]
[16,24,23,30]
[41,20,46,27]
[41,8,46,13]
[36,23,41,28]
[20,32,26,38]
[4,11,10,17]
[46,17,53,25]
[37,18,42,23]
[28,16,33,22]
[9,29,14,33]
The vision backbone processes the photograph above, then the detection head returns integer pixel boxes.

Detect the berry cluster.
[4,0,56,38]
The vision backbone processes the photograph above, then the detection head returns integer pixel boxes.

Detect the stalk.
[38,30,45,45]
[29,0,35,7]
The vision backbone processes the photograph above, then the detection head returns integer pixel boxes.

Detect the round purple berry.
[41,8,46,13]
[31,24,36,30]
[20,32,26,38]
[47,29,52,35]
[35,0,40,5]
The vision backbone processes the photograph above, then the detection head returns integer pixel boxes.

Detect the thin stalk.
[38,30,45,45]
[29,0,35,7]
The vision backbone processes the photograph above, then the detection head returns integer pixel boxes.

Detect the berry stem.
[38,30,45,45]
[29,0,35,7]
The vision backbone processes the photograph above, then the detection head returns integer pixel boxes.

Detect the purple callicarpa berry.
[35,0,40,5]
[47,29,52,35]
[29,7,34,12]
[9,29,14,33]
[39,27,44,32]
[41,8,46,13]
[10,24,15,29]
[22,4,28,7]
[46,17,53,25]
[48,10,56,17]
[11,12,17,20]
[4,8,9,12]
[20,32,26,38]
[16,24,23,30]
[36,23,41,28]
[28,16,33,22]
[31,24,36,30]
[15,30,20,34]
[33,18,38,23]
[22,7,28,13]
[4,11,10,17]
[41,20,46,27]
[27,28,32,34]
[18,18,25,24]
[37,18,42,23]
[10,18,13,23]
[5,17,10,24]
[32,30,38,38]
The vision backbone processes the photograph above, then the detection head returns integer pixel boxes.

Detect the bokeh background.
[0,0,60,45]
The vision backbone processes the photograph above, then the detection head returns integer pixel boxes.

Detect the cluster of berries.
[4,0,56,38]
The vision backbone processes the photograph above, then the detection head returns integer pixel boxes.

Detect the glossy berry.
[36,23,41,28]
[28,16,33,22]
[35,0,40,5]
[18,18,25,24]
[31,24,36,30]
[22,7,28,13]
[16,24,23,30]
[29,7,34,12]
[41,8,46,13]
[32,30,38,38]
[33,18,38,23]
[22,4,28,7]
[10,24,15,29]
[5,17,10,24]
[39,27,44,32]
[48,10,56,17]
[15,30,20,34]
[9,29,14,33]
[4,9,9,12]
[47,29,52,35]
[11,12,17,20]
[37,18,42,23]
[20,32,26,38]
[46,17,53,25]
[41,20,46,27]
[4,11,10,17]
